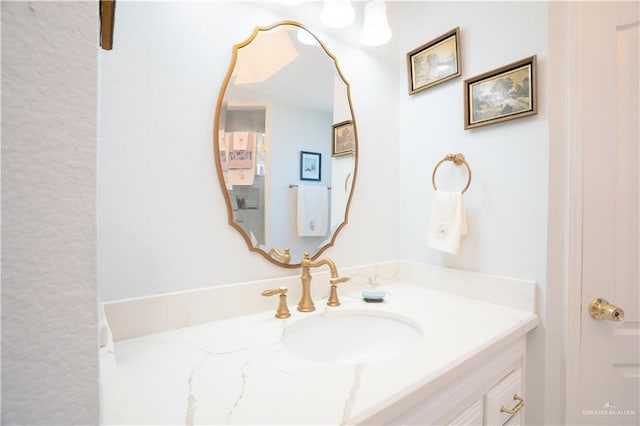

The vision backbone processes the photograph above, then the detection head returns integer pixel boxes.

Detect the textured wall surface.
[1,2,99,424]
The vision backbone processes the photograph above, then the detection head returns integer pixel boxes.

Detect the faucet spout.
[298,252,349,312]
[268,247,291,264]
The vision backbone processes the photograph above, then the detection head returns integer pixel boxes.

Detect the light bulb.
[361,0,392,46]
[320,0,355,29]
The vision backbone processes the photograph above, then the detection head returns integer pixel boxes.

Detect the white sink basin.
[282,310,422,364]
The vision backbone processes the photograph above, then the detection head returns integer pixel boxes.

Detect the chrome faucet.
[298,252,349,312]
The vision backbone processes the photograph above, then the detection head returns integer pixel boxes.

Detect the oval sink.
[282,310,422,364]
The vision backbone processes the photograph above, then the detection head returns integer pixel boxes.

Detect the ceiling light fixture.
[361,0,392,47]
[320,0,355,29]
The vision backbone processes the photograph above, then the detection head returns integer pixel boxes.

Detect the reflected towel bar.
[432,153,472,194]
[289,184,332,189]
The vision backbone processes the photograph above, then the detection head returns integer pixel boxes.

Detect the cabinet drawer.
[448,399,483,426]
[484,369,523,426]
[504,412,522,426]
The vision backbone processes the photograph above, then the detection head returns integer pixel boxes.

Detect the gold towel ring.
[432,153,472,194]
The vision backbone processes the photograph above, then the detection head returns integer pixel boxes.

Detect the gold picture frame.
[332,120,355,157]
[464,55,537,130]
[407,27,461,95]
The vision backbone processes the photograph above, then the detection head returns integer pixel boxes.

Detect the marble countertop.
[100,283,537,425]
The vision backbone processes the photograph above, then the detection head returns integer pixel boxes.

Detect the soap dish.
[361,289,385,303]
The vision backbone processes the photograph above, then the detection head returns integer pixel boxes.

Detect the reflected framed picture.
[464,55,537,130]
[332,120,355,157]
[407,27,461,95]
[300,151,321,181]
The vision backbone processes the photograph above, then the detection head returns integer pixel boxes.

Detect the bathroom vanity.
[101,274,537,426]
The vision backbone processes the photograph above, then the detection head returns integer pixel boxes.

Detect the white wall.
[98,1,400,301]
[398,1,548,291]
[396,2,550,425]
[1,2,99,424]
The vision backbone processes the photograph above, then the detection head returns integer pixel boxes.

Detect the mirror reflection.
[214,21,358,267]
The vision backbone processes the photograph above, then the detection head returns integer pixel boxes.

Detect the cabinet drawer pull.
[500,394,525,414]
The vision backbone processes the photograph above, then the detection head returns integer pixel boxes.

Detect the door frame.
[548,2,586,424]
[562,1,584,420]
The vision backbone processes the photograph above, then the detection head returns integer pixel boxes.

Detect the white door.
[577,2,639,425]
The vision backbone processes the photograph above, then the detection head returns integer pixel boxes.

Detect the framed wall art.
[464,55,537,129]
[300,151,321,181]
[407,27,461,95]
[332,120,355,157]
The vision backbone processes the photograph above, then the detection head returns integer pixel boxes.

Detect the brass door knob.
[589,298,624,321]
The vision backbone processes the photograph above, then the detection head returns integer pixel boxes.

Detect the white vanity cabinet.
[484,368,524,426]
[385,338,526,426]
[448,400,483,425]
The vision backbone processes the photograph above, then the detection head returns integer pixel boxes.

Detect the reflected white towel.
[227,132,254,169]
[427,190,467,255]
[297,185,328,237]
[227,168,255,186]
[232,131,249,150]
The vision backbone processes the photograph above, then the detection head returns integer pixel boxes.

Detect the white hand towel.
[297,185,328,237]
[427,190,467,255]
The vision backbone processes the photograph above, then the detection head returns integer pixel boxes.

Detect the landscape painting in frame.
[332,121,355,157]
[464,56,537,129]
[407,27,461,95]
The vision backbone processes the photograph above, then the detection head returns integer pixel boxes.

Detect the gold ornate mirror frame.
[213,21,359,268]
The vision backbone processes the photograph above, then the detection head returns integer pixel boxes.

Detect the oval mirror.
[214,21,358,268]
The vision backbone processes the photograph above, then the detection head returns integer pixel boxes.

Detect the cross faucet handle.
[327,276,350,307]
[261,286,291,319]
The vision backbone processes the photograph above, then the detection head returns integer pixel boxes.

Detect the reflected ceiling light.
[320,0,355,29]
[297,28,318,46]
[278,0,305,5]
[361,0,392,46]
[235,30,298,85]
